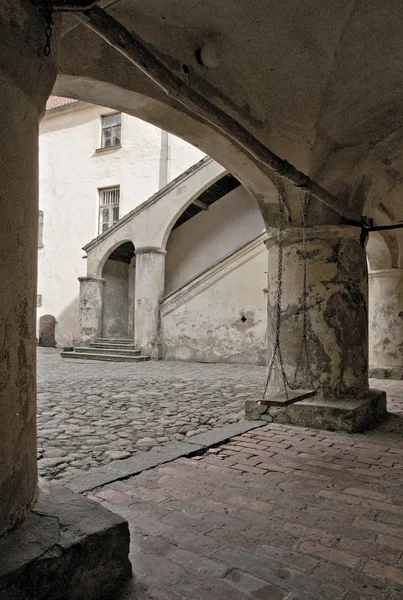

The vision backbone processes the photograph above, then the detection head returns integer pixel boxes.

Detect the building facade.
[38,98,268,363]
[38,98,205,347]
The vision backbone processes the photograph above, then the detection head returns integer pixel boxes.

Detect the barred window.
[99,187,120,234]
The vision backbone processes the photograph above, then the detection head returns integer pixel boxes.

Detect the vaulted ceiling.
[55,0,403,248]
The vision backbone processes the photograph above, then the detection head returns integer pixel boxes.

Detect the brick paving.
[86,379,403,599]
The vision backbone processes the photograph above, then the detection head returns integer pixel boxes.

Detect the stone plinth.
[369,269,403,380]
[0,484,131,600]
[246,389,387,433]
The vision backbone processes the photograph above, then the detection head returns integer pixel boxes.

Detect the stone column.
[0,3,58,536]
[78,277,105,344]
[127,256,136,339]
[369,269,403,379]
[248,225,386,432]
[134,247,166,358]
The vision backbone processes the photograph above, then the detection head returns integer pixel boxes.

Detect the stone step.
[90,342,137,351]
[61,351,150,363]
[95,338,133,344]
[78,346,141,356]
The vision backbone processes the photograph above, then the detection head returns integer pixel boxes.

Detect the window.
[101,113,121,148]
[99,187,120,234]
[38,211,44,248]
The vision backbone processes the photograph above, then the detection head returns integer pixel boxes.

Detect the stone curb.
[62,419,265,494]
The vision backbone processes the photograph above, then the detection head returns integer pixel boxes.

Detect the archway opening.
[101,241,135,339]
[161,176,267,364]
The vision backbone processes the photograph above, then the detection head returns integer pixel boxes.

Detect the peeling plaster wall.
[38,103,203,346]
[162,187,266,363]
[102,260,129,338]
[162,251,267,364]
[165,186,264,294]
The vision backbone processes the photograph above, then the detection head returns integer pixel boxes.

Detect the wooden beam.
[193,199,209,210]
[32,1,99,10]
[76,6,362,226]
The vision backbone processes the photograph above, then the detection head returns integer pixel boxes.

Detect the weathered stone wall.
[161,247,267,364]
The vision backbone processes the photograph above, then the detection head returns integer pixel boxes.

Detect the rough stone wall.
[162,250,267,364]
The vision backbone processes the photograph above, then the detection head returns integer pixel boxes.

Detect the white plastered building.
[38,98,268,364]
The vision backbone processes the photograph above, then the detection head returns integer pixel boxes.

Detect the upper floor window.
[101,113,121,148]
[99,187,120,234]
[38,211,44,248]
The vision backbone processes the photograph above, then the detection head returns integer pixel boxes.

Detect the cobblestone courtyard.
[37,349,265,480]
[37,350,403,598]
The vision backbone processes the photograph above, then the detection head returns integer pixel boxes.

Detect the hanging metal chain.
[43,2,54,57]
[263,174,290,401]
[290,189,315,390]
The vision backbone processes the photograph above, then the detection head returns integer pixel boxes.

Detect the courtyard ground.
[37,348,264,480]
[97,381,403,600]
[37,349,403,599]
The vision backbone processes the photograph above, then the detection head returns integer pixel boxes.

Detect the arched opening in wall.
[101,241,135,339]
[161,175,267,365]
[366,231,394,272]
[38,314,56,347]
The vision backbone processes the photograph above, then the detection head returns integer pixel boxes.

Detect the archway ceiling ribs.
[57,0,403,223]
[172,174,240,230]
[107,241,135,264]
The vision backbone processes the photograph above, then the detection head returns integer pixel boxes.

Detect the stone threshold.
[62,420,266,494]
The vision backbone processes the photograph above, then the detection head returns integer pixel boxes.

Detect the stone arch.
[54,77,278,228]
[366,231,396,272]
[160,178,267,364]
[160,171,231,250]
[94,238,134,279]
[100,241,136,338]
[164,177,266,295]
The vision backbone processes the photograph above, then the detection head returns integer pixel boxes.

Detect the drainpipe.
[159,130,171,189]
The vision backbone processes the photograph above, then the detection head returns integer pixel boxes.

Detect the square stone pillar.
[134,247,166,358]
[247,225,386,432]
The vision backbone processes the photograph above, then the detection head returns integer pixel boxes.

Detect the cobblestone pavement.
[37,349,266,480]
[89,379,403,600]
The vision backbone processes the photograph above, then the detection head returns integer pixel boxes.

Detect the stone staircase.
[61,338,150,363]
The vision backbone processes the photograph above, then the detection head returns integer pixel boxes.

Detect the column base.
[369,366,403,380]
[246,389,387,433]
[0,484,131,600]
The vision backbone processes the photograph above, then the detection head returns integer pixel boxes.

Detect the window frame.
[99,112,122,150]
[98,186,120,235]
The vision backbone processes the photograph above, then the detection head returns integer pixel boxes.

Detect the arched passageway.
[101,241,136,338]
[367,231,403,380]
[161,176,267,364]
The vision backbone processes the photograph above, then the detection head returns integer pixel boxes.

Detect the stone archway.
[161,176,267,364]
[101,241,135,339]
